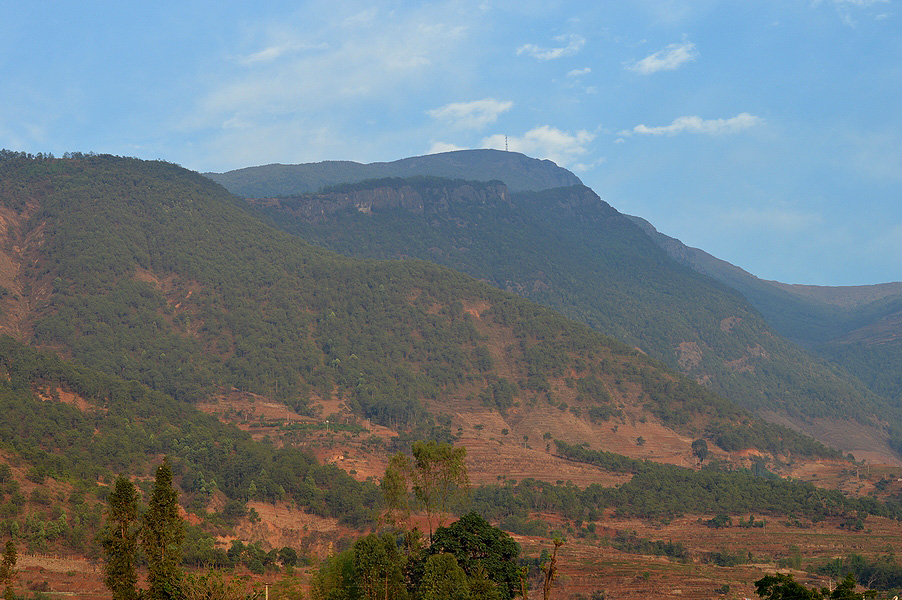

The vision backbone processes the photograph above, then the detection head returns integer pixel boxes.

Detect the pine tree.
[141,458,186,600]
[0,539,17,600]
[102,476,140,600]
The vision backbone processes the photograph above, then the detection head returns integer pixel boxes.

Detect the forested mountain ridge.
[0,151,835,471]
[204,149,582,197]
[629,215,902,408]
[240,175,894,461]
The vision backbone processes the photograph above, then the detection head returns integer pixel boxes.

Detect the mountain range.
[206,150,900,462]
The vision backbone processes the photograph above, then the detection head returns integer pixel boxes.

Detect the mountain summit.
[205,149,583,197]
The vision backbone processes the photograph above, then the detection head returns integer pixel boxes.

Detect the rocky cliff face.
[252,181,511,223]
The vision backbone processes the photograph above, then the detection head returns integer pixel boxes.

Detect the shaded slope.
[629,215,902,405]
[204,149,582,197]
[242,177,891,455]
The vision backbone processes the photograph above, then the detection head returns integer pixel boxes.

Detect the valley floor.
[15,512,901,600]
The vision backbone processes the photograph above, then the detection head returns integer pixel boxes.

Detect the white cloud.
[426,98,513,129]
[622,113,762,136]
[567,67,591,77]
[516,34,585,60]
[237,41,330,65]
[239,46,287,65]
[832,0,889,6]
[571,157,606,172]
[428,141,468,154]
[481,125,594,167]
[814,0,891,26]
[627,41,698,75]
[343,7,378,27]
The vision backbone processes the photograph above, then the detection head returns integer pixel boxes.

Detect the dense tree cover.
[755,573,875,600]
[6,154,480,421]
[96,461,306,599]
[611,531,689,562]
[0,472,101,556]
[417,553,470,600]
[463,442,890,522]
[0,336,380,526]
[426,512,520,600]
[245,176,889,430]
[312,513,520,600]
[816,554,902,591]
[352,533,409,600]
[819,339,902,405]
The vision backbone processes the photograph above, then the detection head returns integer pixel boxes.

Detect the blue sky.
[2,1,900,286]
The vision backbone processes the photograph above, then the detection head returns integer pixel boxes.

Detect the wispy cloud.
[567,67,591,77]
[481,125,594,166]
[830,0,889,6]
[622,113,762,136]
[237,42,330,65]
[427,98,513,129]
[173,9,482,171]
[813,0,891,26]
[627,41,698,74]
[184,5,471,168]
[571,157,606,172]
[517,34,585,60]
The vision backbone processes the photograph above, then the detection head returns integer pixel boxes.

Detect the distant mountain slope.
[0,152,835,475]
[629,215,902,405]
[204,149,582,197]
[241,176,894,459]
[769,281,902,309]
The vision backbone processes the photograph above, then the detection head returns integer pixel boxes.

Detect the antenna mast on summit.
[505,135,508,152]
